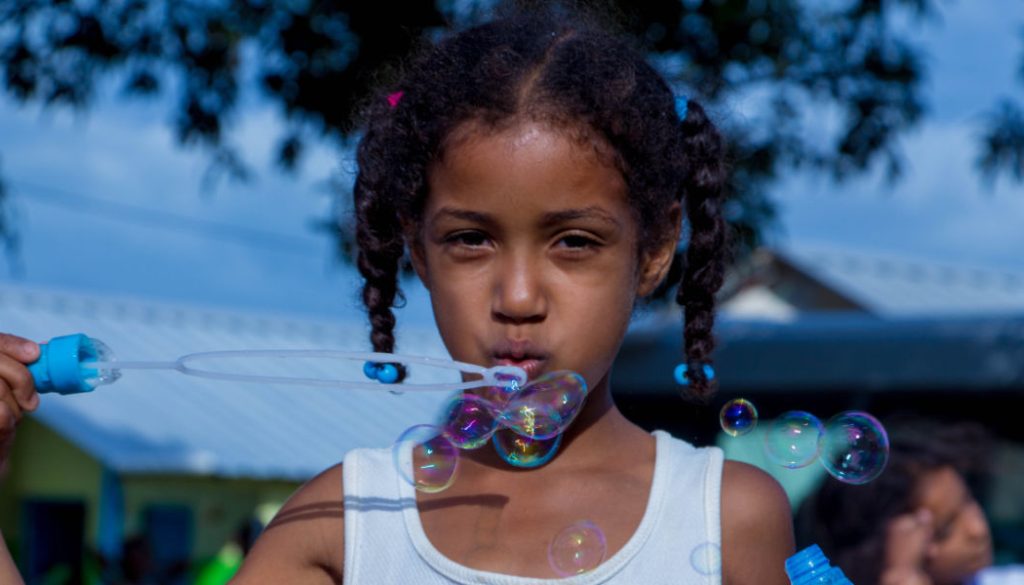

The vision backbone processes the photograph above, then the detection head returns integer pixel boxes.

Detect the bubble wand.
[27,333,527,395]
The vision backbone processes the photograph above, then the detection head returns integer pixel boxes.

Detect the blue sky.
[0,1,1021,326]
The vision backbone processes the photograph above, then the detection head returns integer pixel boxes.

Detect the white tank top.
[342,430,724,584]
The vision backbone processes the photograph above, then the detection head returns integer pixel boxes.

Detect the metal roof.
[1,283,456,481]
[777,244,1024,316]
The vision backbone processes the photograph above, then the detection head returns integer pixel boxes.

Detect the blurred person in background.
[796,417,1023,585]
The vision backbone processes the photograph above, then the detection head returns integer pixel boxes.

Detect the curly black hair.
[353,9,728,399]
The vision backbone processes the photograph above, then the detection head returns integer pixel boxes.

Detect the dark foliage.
[0,0,1019,273]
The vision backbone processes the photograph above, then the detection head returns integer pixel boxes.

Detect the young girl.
[0,9,794,584]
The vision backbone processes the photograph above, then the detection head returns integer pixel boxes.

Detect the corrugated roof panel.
[1,284,458,481]
[780,245,1024,316]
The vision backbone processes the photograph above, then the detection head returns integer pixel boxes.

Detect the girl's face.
[410,120,677,392]
[918,466,993,585]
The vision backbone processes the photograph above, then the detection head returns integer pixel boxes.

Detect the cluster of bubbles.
[388,371,886,578]
[391,370,605,575]
[391,370,589,493]
[718,398,890,485]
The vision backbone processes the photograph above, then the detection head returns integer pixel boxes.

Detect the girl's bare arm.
[721,460,795,585]
[231,463,346,585]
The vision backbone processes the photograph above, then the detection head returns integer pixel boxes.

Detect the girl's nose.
[492,252,547,324]
[963,501,991,541]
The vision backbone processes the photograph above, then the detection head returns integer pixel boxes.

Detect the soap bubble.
[690,542,722,576]
[392,424,459,493]
[492,428,562,468]
[820,411,890,485]
[762,411,824,469]
[441,393,499,450]
[719,398,758,437]
[469,374,523,409]
[548,520,607,576]
[499,371,588,440]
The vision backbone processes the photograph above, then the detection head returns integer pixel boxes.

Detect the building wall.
[1,418,303,571]
[122,475,298,559]
[0,418,104,548]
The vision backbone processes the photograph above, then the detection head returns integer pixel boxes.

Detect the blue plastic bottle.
[786,545,854,584]
[27,333,121,395]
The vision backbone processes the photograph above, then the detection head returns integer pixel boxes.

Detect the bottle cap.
[27,333,99,395]
[824,566,854,584]
[786,544,831,584]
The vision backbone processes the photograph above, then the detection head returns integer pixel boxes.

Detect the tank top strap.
[638,430,724,583]
[342,446,434,583]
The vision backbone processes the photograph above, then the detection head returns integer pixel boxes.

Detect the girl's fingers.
[0,334,39,364]
[0,354,38,412]
[0,400,16,457]
[885,509,933,569]
[0,380,22,426]
[881,567,933,585]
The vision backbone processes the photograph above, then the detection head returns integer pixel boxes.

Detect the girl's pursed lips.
[493,357,545,380]
[491,338,549,361]
[491,339,549,380]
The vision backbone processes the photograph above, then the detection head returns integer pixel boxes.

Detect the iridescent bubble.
[498,371,588,440]
[719,398,758,437]
[820,411,890,485]
[469,375,523,409]
[690,542,722,576]
[392,424,459,493]
[548,520,607,577]
[441,393,499,450]
[492,428,562,468]
[762,411,824,469]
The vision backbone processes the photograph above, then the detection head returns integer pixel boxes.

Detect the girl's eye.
[445,231,489,248]
[558,234,600,250]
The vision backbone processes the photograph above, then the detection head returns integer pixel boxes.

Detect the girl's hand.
[881,509,935,585]
[0,333,40,475]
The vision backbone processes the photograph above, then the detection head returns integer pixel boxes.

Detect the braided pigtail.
[354,123,409,382]
[675,100,728,402]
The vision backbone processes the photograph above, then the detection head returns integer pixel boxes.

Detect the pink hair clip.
[387,91,404,109]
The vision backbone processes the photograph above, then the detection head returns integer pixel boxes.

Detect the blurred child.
[797,417,1023,585]
[0,7,795,583]
[1,529,20,585]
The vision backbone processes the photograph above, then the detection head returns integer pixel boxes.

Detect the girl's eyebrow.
[539,207,622,229]
[430,206,621,229]
[430,207,493,226]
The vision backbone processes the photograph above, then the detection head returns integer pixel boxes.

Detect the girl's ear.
[636,203,682,297]
[401,218,430,288]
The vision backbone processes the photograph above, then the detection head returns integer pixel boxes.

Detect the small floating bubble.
[820,411,890,485]
[762,411,824,469]
[548,520,607,576]
[690,542,722,576]
[392,424,459,493]
[719,398,758,437]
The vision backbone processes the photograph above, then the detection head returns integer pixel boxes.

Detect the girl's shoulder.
[720,460,794,584]
[721,459,791,521]
[232,463,345,584]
